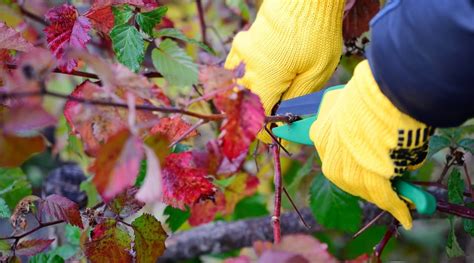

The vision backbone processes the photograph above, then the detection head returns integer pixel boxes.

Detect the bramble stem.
[0,90,225,122]
[463,163,474,200]
[169,119,207,148]
[0,220,64,241]
[271,144,282,244]
[373,220,399,261]
[196,0,209,46]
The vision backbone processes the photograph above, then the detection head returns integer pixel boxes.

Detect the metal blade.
[275,85,345,116]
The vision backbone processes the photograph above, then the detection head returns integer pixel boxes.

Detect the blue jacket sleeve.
[367,0,474,127]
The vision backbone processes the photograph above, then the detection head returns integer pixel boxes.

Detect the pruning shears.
[272,85,436,215]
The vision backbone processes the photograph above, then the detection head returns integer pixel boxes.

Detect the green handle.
[393,180,436,215]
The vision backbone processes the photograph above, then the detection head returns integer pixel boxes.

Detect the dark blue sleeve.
[367,0,474,127]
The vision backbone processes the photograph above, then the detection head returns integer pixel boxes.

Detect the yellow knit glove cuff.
[310,60,434,229]
[225,0,346,143]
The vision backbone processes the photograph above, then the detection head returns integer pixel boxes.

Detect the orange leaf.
[0,134,45,167]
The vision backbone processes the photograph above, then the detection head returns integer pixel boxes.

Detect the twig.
[195,0,209,46]
[6,64,163,80]
[437,200,474,219]
[265,114,301,124]
[353,211,386,239]
[264,126,291,156]
[373,219,399,261]
[411,181,471,197]
[169,119,207,148]
[437,156,454,183]
[0,220,64,241]
[0,90,225,122]
[19,6,48,26]
[271,144,282,244]
[463,163,474,200]
[283,187,311,229]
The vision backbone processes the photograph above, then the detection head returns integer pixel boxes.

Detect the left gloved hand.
[225,0,346,143]
[310,60,434,229]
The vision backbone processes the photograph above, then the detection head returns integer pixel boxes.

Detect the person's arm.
[310,0,474,230]
[368,0,474,127]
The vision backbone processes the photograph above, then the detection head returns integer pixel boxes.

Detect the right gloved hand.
[310,60,434,229]
[225,0,346,143]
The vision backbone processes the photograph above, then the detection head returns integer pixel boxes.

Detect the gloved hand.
[310,60,434,229]
[225,0,346,143]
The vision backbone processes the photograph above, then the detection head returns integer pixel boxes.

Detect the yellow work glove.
[225,0,346,143]
[310,60,434,229]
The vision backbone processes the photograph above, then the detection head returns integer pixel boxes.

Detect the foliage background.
[0,0,473,262]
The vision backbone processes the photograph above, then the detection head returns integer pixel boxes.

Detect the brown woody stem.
[271,144,282,244]
[196,0,209,46]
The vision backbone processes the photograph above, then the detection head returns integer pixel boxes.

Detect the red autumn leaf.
[0,133,45,167]
[40,194,83,228]
[215,89,265,160]
[84,6,114,34]
[64,80,156,156]
[131,213,168,262]
[85,219,132,263]
[44,4,92,72]
[0,22,33,52]
[192,140,247,177]
[109,187,145,218]
[188,192,225,226]
[1,105,57,134]
[343,0,380,40]
[15,239,54,256]
[162,152,215,209]
[90,130,144,202]
[151,85,171,106]
[151,116,198,143]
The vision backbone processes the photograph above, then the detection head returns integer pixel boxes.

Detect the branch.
[159,189,473,261]
[271,144,282,244]
[0,220,64,241]
[195,0,209,46]
[0,90,225,122]
[6,64,163,80]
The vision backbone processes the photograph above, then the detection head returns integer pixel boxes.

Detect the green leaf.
[110,24,144,72]
[446,217,464,258]
[152,39,198,87]
[172,143,192,153]
[164,205,190,232]
[233,194,269,220]
[0,240,11,258]
[463,203,474,236]
[344,226,393,259]
[0,197,11,218]
[458,138,474,154]
[135,159,147,187]
[427,135,450,159]
[309,174,362,233]
[136,6,168,36]
[113,5,134,26]
[29,254,64,263]
[0,168,32,210]
[447,169,465,205]
[65,224,81,246]
[79,179,100,208]
[132,214,168,262]
[155,28,215,54]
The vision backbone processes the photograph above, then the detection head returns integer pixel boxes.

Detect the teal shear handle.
[393,180,436,215]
